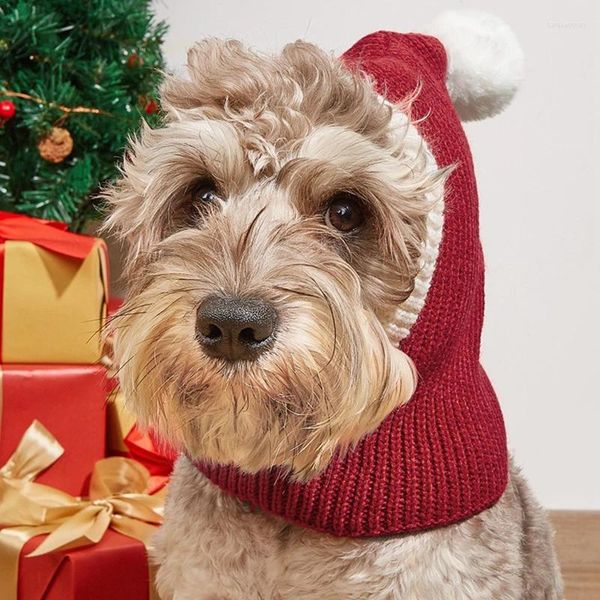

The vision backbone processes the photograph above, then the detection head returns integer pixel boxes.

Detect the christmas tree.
[0,0,167,231]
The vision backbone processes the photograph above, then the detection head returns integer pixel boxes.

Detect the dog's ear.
[160,39,271,113]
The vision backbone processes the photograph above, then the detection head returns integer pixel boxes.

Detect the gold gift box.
[2,239,108,363]
[106,389,136,454]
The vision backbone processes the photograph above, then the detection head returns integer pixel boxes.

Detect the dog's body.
[153,456,560,600]
[106,13,563,599]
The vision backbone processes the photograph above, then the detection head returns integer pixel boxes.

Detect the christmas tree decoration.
[37,126,74,163]
[0,99,16,121]
[127,51,144,68]
[144,98,159,115]
[0,1,167,231]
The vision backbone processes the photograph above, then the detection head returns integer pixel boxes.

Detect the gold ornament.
[37,126,74,163]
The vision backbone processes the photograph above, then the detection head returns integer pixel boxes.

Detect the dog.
[105,11,563,599]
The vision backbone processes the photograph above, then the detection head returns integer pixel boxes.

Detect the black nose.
[195,295,278,361]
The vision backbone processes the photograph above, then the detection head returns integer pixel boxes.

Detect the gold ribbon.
[0,420,165,600]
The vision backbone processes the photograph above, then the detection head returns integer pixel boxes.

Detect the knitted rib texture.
[196,31,509,537]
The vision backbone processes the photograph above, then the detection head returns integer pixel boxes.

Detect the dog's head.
[104,40,448,479]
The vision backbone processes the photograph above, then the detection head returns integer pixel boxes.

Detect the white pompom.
[424,10,524,121]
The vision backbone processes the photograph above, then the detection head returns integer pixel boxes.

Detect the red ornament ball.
[0,100,16,120]
[127,52,144,68]
[145,99,158,115]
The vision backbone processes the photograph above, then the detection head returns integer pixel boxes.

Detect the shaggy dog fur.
[152,457,561,600]
[105,40,563,599]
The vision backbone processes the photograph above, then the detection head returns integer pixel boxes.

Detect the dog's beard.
[113,224,416,481]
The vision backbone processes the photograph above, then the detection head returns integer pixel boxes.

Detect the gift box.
[106,384,175,492]
[106,390,136,455]
[125,426,176,494]
[0,211,109,364]
[0,364,107,495]
[1,424,164,600]
[18,530,153,600]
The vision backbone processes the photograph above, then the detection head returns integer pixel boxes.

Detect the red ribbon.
[0,211,96,260]
[124,427,177,494]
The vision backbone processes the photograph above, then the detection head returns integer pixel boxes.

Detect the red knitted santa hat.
[197,11,524,537]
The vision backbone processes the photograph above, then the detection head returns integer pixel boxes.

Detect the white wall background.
[151,0,600,509]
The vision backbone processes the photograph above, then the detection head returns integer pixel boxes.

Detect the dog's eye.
[193,179,222,204]
[325,193,365,232]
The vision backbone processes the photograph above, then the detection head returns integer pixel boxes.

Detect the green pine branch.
[0,0,167,231]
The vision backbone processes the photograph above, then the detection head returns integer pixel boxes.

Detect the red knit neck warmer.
[195,31,508,537]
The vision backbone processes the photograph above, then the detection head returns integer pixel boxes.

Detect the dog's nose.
[195,295,278,361]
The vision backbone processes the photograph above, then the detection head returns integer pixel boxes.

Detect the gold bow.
[0,420,165,600]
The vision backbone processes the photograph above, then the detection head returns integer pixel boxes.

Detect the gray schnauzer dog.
[105,10,563,600]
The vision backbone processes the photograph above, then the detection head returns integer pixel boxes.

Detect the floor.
[550,511,600,600]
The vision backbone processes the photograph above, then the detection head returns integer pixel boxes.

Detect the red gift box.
[0,365,107,495]
[19,530,152,600]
